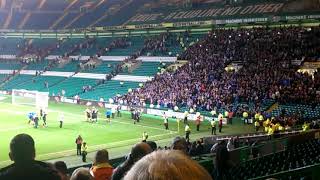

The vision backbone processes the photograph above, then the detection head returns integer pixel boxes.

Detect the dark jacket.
[0,160,60,180]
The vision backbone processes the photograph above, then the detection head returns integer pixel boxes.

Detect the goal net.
[12,89,49,109]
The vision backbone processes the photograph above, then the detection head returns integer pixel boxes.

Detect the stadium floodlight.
[12,89,49,109]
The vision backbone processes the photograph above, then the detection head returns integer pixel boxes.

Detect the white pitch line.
[0,126,29,132]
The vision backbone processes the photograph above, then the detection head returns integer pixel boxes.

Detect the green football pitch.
[0,95,255,168]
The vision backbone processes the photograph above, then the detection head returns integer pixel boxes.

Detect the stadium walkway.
[46,131,209,168]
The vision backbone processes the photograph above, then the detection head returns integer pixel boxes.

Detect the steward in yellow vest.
[254,121,260,132]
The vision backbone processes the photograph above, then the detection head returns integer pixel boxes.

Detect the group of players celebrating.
[85,107,99,123]
[85,105,122,123]
[130,107,142,124]
[27,108,47,128]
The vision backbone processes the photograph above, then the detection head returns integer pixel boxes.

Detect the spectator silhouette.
[54,161,70,180]
[90,149,113,180]
[0,133,60,180]
[171,136,188,154]
[212,145,235,180]
[112,142,152,180]
[70,167,93,180]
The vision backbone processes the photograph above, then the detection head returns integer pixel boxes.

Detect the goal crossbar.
[12,89,49,109]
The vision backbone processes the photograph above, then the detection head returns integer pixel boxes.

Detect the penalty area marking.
[0,131,177,166]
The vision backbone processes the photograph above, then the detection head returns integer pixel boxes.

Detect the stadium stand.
[121,27,320,116]
[119,62,161,76]
[80,80,140,101]
[9,75,66,92]
[25,59,50,71]
[67,0,120,28]
[53,12,78,29]
[23,12,62,30]
[0,1,320,179]
[81,61,119,74]
[0,38,23,55]
[49,77,97,97]
[229,139,320,179]
[50,61,80,72]
[106,36,144,56]
[50,38,83,56]
[0,60,23,70]
[0,0,317,29]
[41,0,70,11]
[0,74,10,83]
[272,104,320,119]
[2,74,34,90]
[8,12,26,29]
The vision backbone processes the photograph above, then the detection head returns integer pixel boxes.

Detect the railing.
[251,163,320,180]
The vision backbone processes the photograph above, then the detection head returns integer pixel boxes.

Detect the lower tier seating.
[49,77,98,97]
[0,74,10,83]
[50,61,80,72]
[0,60,23,70]
[12,76,66,92]
[2,75,34,90]
[80,80,139,101]
[120,62,165,76]
[272,104,320,119]
[229,139,320,179]
[82,61,119,74]
[26,60,50,71]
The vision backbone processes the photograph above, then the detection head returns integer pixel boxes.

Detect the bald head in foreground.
[124,150,212,180]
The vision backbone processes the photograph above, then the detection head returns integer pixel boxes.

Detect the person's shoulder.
[7,161,60,180]
[0,163,14,178]
[0,161,60,180]
[33,161,61,180]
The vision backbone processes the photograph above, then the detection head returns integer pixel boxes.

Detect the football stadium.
[0,0,319,179]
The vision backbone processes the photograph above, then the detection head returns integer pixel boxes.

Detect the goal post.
[12,89,49,109]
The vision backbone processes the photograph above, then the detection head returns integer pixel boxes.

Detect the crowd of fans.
[120,27,320,116]
[6,131,304,180]
[141,33,168,55]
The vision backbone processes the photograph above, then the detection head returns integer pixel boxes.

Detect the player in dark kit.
[27,112,36,124]
[85,108,91,122]
[39,108,43,120]
[42,109,47,127]
[59,113,64,128]
[91,107,98,123]
[163,112,169,130]
[117,105,121,117]
[105,109,111,123]
[33,115,39,128]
